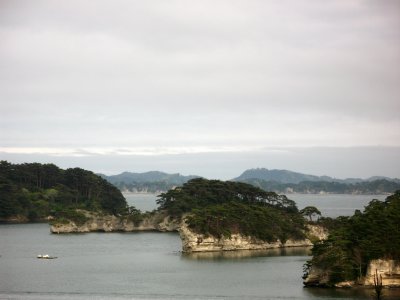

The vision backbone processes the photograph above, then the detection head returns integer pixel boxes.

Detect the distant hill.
[100,168,400,194]
[234,168,323,184]
[233,168,400,184]
[99,171,200,193]
[238,178,400,195]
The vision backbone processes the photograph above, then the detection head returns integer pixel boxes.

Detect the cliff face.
[363,259,400,287]
[178,220,314,253]
[50,211,180,233]
[51,211,327,255]
[305,224,329,241]
[303,259,400,288]
[303,266,331,287]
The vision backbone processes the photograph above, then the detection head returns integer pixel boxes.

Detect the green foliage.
[0,161,128,221]
[157,178,304,241]
[157,178,298,216]
[51,209,89,226]
[186,202,305,242]
[299,206,321,221]
[125,206,144,226]
[304,191,400,285]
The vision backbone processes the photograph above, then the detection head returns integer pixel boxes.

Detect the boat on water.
[37,254,57,259]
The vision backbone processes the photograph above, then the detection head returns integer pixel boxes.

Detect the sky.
[1,0,400,179]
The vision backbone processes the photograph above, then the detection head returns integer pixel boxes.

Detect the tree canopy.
[0,161,128,221]
[157,178,298,215]
[300,206,322,221]
[304,191,400,285]
[157,178,305,241]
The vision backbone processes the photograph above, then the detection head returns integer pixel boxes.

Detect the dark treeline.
[304,191,400,286]
[0,161,127,221]
[157,178,305,242]
[238,178,400,194]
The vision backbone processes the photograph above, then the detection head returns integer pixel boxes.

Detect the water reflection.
[304,286,400,300]
[182,246,312,260]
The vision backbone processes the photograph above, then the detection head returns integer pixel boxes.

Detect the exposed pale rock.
[51,211,328,255]
[179,220,313,253]
[304,259,400,288]
[334,281,355,288]
[303,267,331,287]
[306,224,329,241]
[50,211,180,233]
[363,259,400,287]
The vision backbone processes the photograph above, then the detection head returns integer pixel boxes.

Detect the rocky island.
[303,191,400,288]
[50,178,327,253]
[50,208,326,252]
[2,161,399,290]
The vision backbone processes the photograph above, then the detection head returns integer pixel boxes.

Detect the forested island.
[1,161,399,289]
[303,191,400,288]
[48,176,319,252]
[157,178,307,244]
[0,161,129,223]
[1,161,311,249]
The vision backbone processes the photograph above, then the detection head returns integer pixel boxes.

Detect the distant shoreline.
[121,191,391,196]
[122,191,161,195]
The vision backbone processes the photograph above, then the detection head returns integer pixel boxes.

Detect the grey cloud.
[1,146,400,180]
[0,0,399,177]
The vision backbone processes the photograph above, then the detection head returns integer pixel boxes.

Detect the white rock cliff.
[50,211,180,233]
[303,259,400,288]
[363,259,400,287]
[178,219,315,252]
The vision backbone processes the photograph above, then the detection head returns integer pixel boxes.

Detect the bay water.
[1,194,398,300]
[125,193,388,218]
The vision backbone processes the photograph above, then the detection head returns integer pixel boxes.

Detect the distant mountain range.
[100,168,400,194]
[233,168,400,184]
[232,168,400,194]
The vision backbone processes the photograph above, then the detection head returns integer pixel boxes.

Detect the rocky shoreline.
[50,211,180,233]
[178,221,324,252]
[50,211,326,252]
[304,259,400,288]
[49,212,400,288]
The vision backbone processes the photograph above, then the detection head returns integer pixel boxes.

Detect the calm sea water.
[124,193,160,212]
[124,193,388,218]
[1,194,398,300]
[289,194,387,218]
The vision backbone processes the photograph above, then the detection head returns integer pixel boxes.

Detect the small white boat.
[37,254,57,259]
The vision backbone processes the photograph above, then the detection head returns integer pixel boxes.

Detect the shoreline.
[122,191,391,196]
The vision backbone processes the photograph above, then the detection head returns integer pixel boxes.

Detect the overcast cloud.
[1,0,399,178]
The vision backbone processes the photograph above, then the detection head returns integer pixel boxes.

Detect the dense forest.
[0,161,128,222]
[157,178,305,242]
[303,191,400,286]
